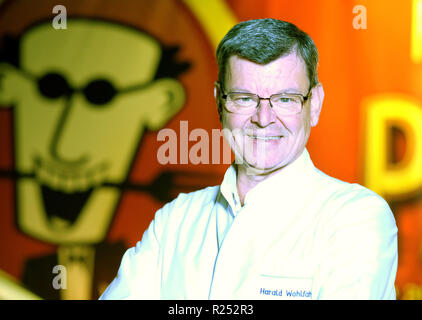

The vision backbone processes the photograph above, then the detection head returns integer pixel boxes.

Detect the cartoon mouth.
[33,156,108,226]
[40,183,93,225]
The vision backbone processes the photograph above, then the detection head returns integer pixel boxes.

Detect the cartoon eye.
[37,72,72,99]
[83,79,116,105]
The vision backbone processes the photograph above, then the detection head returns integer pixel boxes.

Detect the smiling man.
[101,19,398,300]
[216,51,322,203]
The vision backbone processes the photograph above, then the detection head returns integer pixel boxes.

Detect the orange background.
[0,0,421,299]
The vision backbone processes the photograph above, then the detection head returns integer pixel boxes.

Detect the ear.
[214,81,223,122]
[0,62,28,108]
[144,78,185,131]
[309,82,324,127]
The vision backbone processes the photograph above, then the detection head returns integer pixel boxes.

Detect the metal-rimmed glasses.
[221,89,312,115]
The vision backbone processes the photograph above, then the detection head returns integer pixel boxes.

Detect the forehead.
[225,53,309,93]
[21,20,161,87]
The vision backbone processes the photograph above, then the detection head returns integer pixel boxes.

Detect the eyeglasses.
[221,89,311,115]
[23,71,152,106]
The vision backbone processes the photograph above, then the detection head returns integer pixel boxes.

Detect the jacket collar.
[220,148,316,214]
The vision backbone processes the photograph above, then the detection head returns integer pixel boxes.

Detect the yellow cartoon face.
[0,19,186,244]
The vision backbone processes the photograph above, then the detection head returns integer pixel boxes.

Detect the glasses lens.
[271,94,302,114]
[83,79,116,105]
[38,72,72,99]
[226,93,257,113]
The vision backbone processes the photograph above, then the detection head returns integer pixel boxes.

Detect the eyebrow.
[229,87,304,95]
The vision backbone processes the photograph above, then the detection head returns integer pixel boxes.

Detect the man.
[100,18,398,300]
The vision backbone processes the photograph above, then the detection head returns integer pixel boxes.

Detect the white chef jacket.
[100,149,398,300]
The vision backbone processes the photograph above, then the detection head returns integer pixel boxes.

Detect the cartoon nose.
[49,95,89,165]
[251,99,276,127]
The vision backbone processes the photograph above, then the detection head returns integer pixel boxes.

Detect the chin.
[236,156,285,175]
[238,146,304,174]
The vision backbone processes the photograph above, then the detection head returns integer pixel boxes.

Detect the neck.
[235,150,306,205]
[235,164,281,206]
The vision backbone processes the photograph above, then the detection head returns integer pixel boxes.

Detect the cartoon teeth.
[34,157,108,193]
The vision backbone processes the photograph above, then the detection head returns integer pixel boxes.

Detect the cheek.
[281,117,302,134]
[282,112,312,137]
[222,111,248,130]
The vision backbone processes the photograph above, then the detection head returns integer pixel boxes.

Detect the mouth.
[247,135,284,141]
[33,156,108,228]
[40,183,94,227]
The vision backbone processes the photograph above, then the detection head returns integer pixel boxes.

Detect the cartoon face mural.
[0,18,187,244]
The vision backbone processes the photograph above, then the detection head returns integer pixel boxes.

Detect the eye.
[37,72,72,99]
[235,96,252,102]
[278,97,294,103]
[83,79,116,105]
[230,94,256,105]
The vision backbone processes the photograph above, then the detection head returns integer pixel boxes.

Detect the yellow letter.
[412,0,422,63]
[362,94,422,199]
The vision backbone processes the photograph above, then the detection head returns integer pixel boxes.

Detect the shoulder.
[162,185,220,214]
[152,185,221,232]
[313,166,388,208]
[312,167,396,236]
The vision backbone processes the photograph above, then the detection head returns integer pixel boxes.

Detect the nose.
[250,98,276,127]
[49,95,89,166]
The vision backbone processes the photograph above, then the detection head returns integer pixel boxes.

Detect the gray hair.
[216,18,319,90]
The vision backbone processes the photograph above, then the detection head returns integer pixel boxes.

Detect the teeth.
[61,171,88,193]
[249,136,282,140]
[34,157,107,193]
